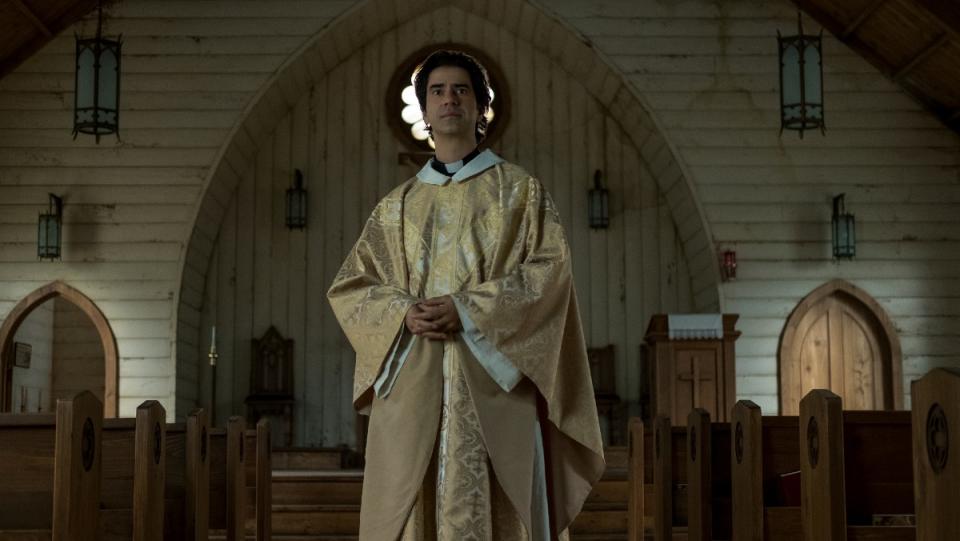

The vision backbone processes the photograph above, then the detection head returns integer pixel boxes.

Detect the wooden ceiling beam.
[841,0,888,39]
[907,0,960,37]
[0,0,100,81]
[894,33,949,81]
[792,1,901,74]
[9,0,53,38]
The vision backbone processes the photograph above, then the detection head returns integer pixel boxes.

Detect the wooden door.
[779,280,902,415]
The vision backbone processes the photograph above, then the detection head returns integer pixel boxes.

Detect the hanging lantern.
[73,1,121,143]
[832,194,855,259]
[38,194,63,260]
[778,13,824,138]
[588,170,609,230]
[286,169,308,230]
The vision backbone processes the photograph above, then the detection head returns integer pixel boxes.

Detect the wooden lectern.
[643,314,740,425]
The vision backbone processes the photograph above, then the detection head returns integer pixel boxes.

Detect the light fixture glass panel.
[781,43,801,106]
[98,46,119,110]
[803,44,822,121]
[76,46,96,109]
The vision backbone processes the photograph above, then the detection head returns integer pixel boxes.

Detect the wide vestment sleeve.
[451,173,606,532]
[326,184,418,411]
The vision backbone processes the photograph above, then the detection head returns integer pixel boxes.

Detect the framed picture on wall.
[13,342,31,369]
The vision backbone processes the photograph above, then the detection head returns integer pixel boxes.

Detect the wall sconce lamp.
[720,249,737,281]
[286,169,308,230]
[38,194,63,260]
[588,170,609,229]
[832,193,855,259]
[73,0,122,143]
[778,13,824,138]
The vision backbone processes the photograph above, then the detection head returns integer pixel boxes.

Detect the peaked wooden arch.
[778,279,903,413]
[174,0,722,389]
[0,280,118,417]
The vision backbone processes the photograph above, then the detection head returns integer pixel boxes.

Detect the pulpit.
[245,326,295,446]
[643,314,740,425]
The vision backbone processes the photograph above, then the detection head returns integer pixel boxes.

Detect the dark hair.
[413,50,493,142]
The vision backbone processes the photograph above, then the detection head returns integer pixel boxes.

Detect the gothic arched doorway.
[0,281,118,416]
[778,279,903,415]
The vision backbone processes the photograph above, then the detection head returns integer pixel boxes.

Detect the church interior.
[0,0,957,538]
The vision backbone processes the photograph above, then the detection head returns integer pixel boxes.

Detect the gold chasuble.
[327,150,604,540]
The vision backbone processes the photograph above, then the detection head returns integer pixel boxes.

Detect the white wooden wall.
[11,301,53,412]
[51,298,105,406]
[0,1,353,420]
[198,16,693,445]
[0,0,956,425]
[550,0,960,412]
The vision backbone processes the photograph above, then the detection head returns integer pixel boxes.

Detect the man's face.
[423,65,479,142]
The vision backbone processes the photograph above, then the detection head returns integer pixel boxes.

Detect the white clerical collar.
[416,149,504,185]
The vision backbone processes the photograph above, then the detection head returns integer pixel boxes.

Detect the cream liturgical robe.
[327,150,604,540]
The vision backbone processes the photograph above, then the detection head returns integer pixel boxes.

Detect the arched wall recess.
[0,280,119,417]
[173,0,721,425]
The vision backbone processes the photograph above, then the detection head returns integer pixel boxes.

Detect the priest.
[327,49,603,540]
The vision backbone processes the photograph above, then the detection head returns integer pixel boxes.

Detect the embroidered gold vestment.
[327,158,604,540]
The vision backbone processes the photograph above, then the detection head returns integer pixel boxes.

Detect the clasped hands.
[404,295,462,340]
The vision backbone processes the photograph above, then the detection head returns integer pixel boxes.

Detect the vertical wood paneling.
[624,144,652,406]
[322,60,346,445]
[233,132,256,427]
[550,62,573,279]
[606,118,626,389]
[568,71,591,334]
[271,115,292,338]
[587,95,606,347]
[289,94,309,442]
[304,79,328,444]
[217,189,237,424]
[340,53,364,440]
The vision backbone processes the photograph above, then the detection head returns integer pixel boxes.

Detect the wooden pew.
[601,369,960,541]
[800,390,915,540]
[679,410,735,540]
[727,396,915,541]
[730,402,801,541]
[911,367,960,540]
[627,418,644,541]
[99,404,210,541]
[0,396,209,541]
[0,391,103,540]
[209,416,247,540]
[209,416,271,541]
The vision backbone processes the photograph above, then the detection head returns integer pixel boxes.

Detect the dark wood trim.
[841,0,888,39]
[9,0,53,37]
[0,280,119,417]
[894,33,950,81]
